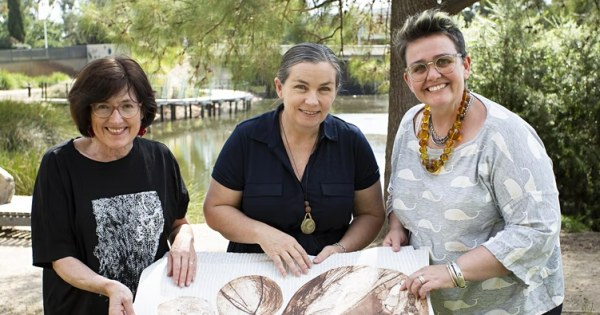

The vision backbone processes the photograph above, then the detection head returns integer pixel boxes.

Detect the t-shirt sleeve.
[168,149,189,220]
[353,128,380,191]
[211,126,245,191]
[31,149,79,268]
[481,124,561,285]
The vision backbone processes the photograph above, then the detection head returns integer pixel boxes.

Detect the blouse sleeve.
[211,126,246,191]
[386,118,413,216]
[481,123,561,285]
[31,148,79,268]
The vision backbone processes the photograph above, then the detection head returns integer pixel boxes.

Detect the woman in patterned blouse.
[383,9,564,315]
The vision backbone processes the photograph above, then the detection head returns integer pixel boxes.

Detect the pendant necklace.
[280,117,318,234]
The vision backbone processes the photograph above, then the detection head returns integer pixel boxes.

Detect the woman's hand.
[383,213,409,252]
[313,244,345,264]
[106,280,135,315]
[382,225,409,252]
[167,222,196,287]
[258,229,312,278]
[401,264,456,299]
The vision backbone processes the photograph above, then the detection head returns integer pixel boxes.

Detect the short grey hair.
[277,43,343,91]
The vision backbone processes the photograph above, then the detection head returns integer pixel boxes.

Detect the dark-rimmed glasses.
[91,103,141,118]
[405,53,463,82]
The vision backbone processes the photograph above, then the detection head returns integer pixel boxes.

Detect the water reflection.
[147,95,389,222]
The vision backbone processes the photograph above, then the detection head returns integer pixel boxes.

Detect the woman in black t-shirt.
[31,56,195,315]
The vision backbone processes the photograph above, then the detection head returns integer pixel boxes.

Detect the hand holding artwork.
[258,227,312,277]
[106,280,136,315]
[401,265,456,299]
[167,226,197,287]
[383,214,409,252]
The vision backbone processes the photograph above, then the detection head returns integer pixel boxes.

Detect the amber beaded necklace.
[418,89,472,173]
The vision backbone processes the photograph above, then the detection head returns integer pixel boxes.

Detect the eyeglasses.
[91,103,141,118]
[405,53,463,82]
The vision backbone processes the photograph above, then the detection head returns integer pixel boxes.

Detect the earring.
[138,126,147,137]
[88,126,95,138]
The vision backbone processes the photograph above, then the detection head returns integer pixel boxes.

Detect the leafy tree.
[7,0,25,43]
[466,1,600,229]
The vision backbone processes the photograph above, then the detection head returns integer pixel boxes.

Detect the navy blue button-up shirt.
[212,104,379,255]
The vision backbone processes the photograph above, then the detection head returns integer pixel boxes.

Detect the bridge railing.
[0,46,87,63]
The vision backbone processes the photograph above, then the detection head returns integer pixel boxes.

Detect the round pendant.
[301,213,316,234]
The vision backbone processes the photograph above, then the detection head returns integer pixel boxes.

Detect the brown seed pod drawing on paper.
[217,275,284,315]
[157,296,215,315]
[282,266,428,315]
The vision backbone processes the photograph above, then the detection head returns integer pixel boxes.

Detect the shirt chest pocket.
[321,182,354,198]
[244,183,282,197]
[320,182,355,218]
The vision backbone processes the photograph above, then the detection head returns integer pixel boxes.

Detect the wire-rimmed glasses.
[405,53,463,82]
[91,103,141,118]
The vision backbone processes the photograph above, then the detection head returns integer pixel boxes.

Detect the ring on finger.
[190,261,194,265]
[418,275,426,284]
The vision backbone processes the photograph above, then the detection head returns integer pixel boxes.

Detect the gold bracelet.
[333,242,346,253]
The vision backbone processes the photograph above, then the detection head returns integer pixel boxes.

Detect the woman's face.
[403,34,471,110]
[90,87,142,152]
[275,62,337,132]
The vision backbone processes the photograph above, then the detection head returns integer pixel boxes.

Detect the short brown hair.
[394,9,468,66]
[68,56,157,137]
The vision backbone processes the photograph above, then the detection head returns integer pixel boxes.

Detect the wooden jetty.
[40,89,254,122]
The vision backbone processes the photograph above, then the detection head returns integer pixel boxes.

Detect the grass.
[0,100,77,195]
[0,70,71,90]
[183,174,206,224]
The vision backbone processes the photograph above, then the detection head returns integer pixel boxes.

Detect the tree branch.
[439,0,479,14]
[291,0,337,12]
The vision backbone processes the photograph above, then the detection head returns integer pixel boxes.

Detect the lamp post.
[38,0,56,51]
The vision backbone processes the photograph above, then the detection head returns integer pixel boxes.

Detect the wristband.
[333,242,346,253]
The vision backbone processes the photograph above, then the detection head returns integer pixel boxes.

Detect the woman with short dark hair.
[384,9,563,314]
[204,43,385,277]
[32,56,195,315]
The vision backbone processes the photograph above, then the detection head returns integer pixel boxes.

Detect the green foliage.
[0,148,44,195]
[0,100,75,151]
[0,100,78,195]
[561,215,592,233]
[7,0,25,42]
[100,0,388,90]
[465,1,600,230]
[347,55,390,94]
[0,70,71,90]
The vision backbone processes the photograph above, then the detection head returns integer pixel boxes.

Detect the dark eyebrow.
[410,53,457,65]
[293,79,334,86]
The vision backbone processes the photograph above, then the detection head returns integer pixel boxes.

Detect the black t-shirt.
[31,137,189,315]
[212,104,380,255]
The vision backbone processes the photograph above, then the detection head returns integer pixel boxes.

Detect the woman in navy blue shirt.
[204,43,385,277]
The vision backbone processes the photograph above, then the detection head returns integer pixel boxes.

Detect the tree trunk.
[378,0,477,244]
[385,0,437,197]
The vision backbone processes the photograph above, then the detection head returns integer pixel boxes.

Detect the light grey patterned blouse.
[386,93,564,315]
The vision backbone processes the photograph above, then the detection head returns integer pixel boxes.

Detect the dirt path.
[0,228,598,314]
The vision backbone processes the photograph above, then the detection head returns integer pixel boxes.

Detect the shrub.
[465,2,600,230]
[0,100,78,195]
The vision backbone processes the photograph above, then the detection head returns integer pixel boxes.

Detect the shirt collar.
[250,103,338,148]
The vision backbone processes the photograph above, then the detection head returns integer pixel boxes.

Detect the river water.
[147,95,389,222]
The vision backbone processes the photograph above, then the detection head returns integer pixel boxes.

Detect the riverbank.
[0,226,598,314]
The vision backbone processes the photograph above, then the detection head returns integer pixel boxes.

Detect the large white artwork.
[134,246,433,315]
